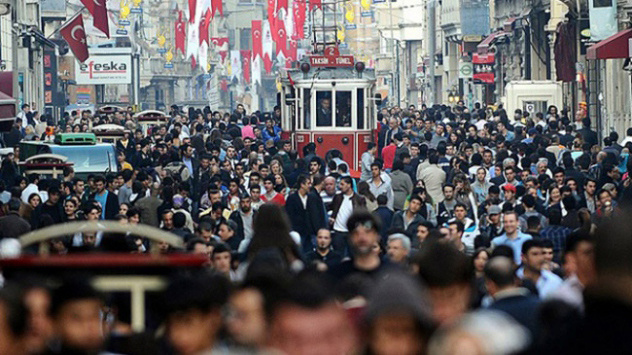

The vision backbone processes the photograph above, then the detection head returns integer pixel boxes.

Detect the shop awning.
[587,28,632,60]
[477,31,507,54]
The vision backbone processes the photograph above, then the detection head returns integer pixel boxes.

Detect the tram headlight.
[355,61,365,73]
[300,62,311,74]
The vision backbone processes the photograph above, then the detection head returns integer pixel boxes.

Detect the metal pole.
[11,0,18,108]
[396,40,400,106]
[427,0,435,106]
[389,0,395,106]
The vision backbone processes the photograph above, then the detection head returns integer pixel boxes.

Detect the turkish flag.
[220,79,228,91]
[293,0,306,39]
[219,51,228,62]
[241,50,251,84]
[80,0,109,38]
[188,0,197,22]
[199,9,211,44]
[251,20,262,60]
[191,56,197,69]
[263,54,273,74]
[60,14,89,62]
[175,11,186,55]
[211,0,223,18]
[211,37,229,50]
[277,0,287,13]
[310,0,321,11]
[275,20,287,56]
[267,0,276,22]
[288,39,297,61]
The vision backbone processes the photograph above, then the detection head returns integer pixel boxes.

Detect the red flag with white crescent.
[175,11,186,55]
[267,0,276,24]
[241,50,251,84]
[288,39,297,61]
[199,9,211,44]
[263,54,273,74]
[293,0,306,39]
[251,20,262,60]
[275,20,287,56]
[60,14,89,62]
[80,0,109,38]
[191,55,197,69]
[211,0,223,17]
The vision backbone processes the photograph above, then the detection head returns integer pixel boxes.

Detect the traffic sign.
[459,61,473,79]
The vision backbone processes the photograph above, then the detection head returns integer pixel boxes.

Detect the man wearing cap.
[329,210,390,281]
[501,183,518,207]
[481,204,504,243]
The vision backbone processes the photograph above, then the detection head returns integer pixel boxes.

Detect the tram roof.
[283,66,376,83]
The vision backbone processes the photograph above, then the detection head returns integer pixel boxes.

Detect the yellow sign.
[337,26,345,42]
[361,0,371,11]
[120,1,131,20]
[132,0,142,7]
[157,34,166,47]
[165,49,173,63]
[345,5,355,22]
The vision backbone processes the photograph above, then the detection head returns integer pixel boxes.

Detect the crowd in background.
[0,100,631,354]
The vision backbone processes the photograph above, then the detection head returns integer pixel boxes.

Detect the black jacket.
[90,190,120,220]
[285,192,312,239]
[307,188,327,235]
[0,212,30,239]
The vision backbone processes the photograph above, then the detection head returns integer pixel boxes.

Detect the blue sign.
[339,43,348,49]
[131,7,143,13]
[119,20,130,26]
[158,48,167,54]
[116,29,128,35]
[345,24,357,30]
[164,63,174,69]
[361,11,373,17]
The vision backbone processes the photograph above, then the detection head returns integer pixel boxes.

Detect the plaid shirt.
[540,225,573,262]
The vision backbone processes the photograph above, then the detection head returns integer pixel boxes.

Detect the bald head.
[484,256,515,289]
[324,176,337,195]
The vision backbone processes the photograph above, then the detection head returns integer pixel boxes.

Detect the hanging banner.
[588,0,617,41]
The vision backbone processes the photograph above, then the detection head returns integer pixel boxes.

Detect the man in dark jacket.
[330,176,366,253]
[307,174,327,236]
[32,187,64,228]
[0,198,30,239]
[485,256,540,337]
[285,175,313,252]
[391,195,425,239]
[229,194,256,242]
[373,194,394,242]
[90,175,119,220]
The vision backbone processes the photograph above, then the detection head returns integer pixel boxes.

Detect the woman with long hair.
[453,173,479,221]
[242,203,303,279]
[357,181,378,212]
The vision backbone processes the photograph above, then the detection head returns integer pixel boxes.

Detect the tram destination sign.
[309,55,355,67]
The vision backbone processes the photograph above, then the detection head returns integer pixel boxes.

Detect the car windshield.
[48,145,115,174]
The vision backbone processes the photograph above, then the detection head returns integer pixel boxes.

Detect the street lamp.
[448,91,455,103]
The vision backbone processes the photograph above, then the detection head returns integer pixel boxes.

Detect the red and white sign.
[309,55,354,67]
[472,53,495,84]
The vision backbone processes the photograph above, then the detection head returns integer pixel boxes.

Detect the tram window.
[316,91,333,127]
[335,91,352,127]
[357,89,365,129]
[303,89,311,129]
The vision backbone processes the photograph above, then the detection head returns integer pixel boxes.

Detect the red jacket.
[382,144,396,169]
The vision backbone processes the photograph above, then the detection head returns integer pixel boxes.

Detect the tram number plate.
[309,56,355,67]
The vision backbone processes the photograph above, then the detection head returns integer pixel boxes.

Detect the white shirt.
[334,194,353,232]
[299,192,308,209]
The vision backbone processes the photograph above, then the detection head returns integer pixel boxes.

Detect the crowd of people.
[0,101,631,354]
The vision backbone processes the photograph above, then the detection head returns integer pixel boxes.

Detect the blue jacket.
[262,126,282,143]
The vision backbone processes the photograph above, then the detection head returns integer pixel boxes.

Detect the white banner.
[75,54,132,85]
